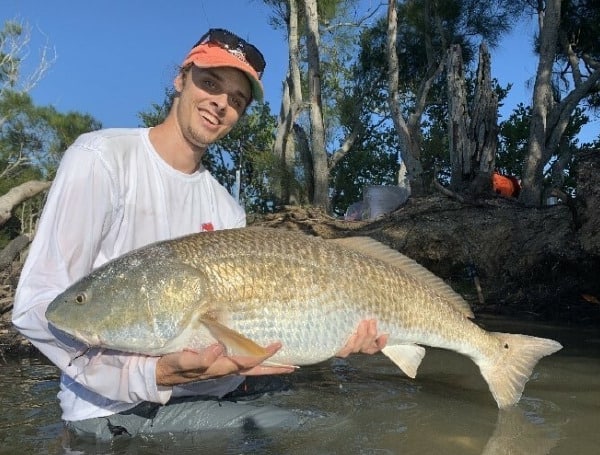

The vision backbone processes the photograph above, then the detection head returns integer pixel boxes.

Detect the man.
[12,29,386,440]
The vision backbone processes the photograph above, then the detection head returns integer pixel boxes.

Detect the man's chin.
[186,130,212,149]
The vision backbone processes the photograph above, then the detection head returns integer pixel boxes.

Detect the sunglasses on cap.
[193,28,266,79]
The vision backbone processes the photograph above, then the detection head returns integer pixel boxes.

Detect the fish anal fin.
[381,344,426,378]
[200,317,269,358]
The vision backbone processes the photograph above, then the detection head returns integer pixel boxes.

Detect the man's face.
[174,66,252,148]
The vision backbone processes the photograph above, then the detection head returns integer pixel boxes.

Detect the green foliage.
[497,102,587,196]
[207,102,280,213]
[330,124,400,216]
[0,90,101,181]
[559,0,600,108]
[132,1,596,213]
[137,88,174,127]
[1,18,101,245]
[0,20,23,87]
[560,0,600,59]
[497,103,530,176]
[353,0,523,194]
[357,0,509,96]
[0,92,101,245]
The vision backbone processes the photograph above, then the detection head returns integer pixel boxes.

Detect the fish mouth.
[52,322,102,347]
[71,330,102,347]
[46,320,100,349]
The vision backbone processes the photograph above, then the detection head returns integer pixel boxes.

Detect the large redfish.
[46,227,562,408]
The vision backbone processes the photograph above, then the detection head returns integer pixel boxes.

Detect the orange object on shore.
[492,172,521,197]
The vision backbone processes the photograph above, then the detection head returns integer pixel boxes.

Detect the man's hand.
[336,319,388,358]
[156,319,388,386]
[156,342,295,387]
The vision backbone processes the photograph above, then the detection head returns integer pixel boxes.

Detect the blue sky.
[3,0,597,142]
[3,0,289,127]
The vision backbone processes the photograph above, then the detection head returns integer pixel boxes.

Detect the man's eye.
[202,79,217,90]
[230,96,244,110]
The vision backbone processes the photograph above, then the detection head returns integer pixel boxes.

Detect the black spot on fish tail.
[480,332,562,408]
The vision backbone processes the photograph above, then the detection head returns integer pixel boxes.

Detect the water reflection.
[482,407,559,455]
[0,357,63,454]
[1,317,598,454]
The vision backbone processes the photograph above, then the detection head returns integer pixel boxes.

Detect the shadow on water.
[1,316,598,454]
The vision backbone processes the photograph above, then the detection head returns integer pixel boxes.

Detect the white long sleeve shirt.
[12,128,247,421]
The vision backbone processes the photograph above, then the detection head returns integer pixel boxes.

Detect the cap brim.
[182,43,264,103]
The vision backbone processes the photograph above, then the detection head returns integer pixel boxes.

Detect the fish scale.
[46,226,562,408]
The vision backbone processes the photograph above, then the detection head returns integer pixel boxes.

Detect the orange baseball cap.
[182,39,264,103]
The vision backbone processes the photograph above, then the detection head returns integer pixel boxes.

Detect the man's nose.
[210,92,229,113]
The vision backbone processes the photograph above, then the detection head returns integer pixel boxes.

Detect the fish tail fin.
[478,333,562,408]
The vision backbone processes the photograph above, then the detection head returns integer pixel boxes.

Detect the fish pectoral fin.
[200,317,269,358]
[262,361,300,369]
[381,344,426,378]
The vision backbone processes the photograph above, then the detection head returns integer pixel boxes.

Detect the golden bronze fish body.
[47,227,562,408]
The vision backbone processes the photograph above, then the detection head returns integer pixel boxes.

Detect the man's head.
[182,28,265,103]
[167,29,266,153]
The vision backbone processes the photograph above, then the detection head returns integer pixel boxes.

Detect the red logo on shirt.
[201,222,214,232]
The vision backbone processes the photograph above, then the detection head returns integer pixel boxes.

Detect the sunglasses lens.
[193,29,265,78]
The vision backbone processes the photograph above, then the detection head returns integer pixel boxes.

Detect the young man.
[12,29,386,440]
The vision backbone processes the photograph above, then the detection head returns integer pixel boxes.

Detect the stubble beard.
[185,124,213,150]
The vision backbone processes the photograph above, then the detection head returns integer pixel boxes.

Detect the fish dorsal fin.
[329,236,474,318]
[381,344,426,378]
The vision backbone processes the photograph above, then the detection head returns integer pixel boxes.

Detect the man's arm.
[12,139,171,405]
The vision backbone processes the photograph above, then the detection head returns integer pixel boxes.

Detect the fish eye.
[74,292,88,305]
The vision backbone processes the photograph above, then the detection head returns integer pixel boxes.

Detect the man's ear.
[174,71,185,93]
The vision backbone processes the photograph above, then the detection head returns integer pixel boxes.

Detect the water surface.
[1,316,598,454]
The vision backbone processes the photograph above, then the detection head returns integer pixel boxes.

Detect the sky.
[2,0,598,143]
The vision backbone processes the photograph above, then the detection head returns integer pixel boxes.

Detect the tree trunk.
[273,74,294,204]
[294,123,314,204]
[447,44,471,191]
[446,43,498,194]
[468,42,498,195]
[303,0,329,210]
[273,0,304,205]
[520,0,561,207]
[386,0,444,196]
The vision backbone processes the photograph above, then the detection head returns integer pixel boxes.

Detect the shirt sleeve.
[12,137,172,405]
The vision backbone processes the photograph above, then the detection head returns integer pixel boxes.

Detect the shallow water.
[1,316,598,454]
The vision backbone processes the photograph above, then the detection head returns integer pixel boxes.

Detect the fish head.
[47,270,115,347]
[46,245,209,353]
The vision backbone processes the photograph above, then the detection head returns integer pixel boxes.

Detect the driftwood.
[0,234,30,271]
[0,180,51,226]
